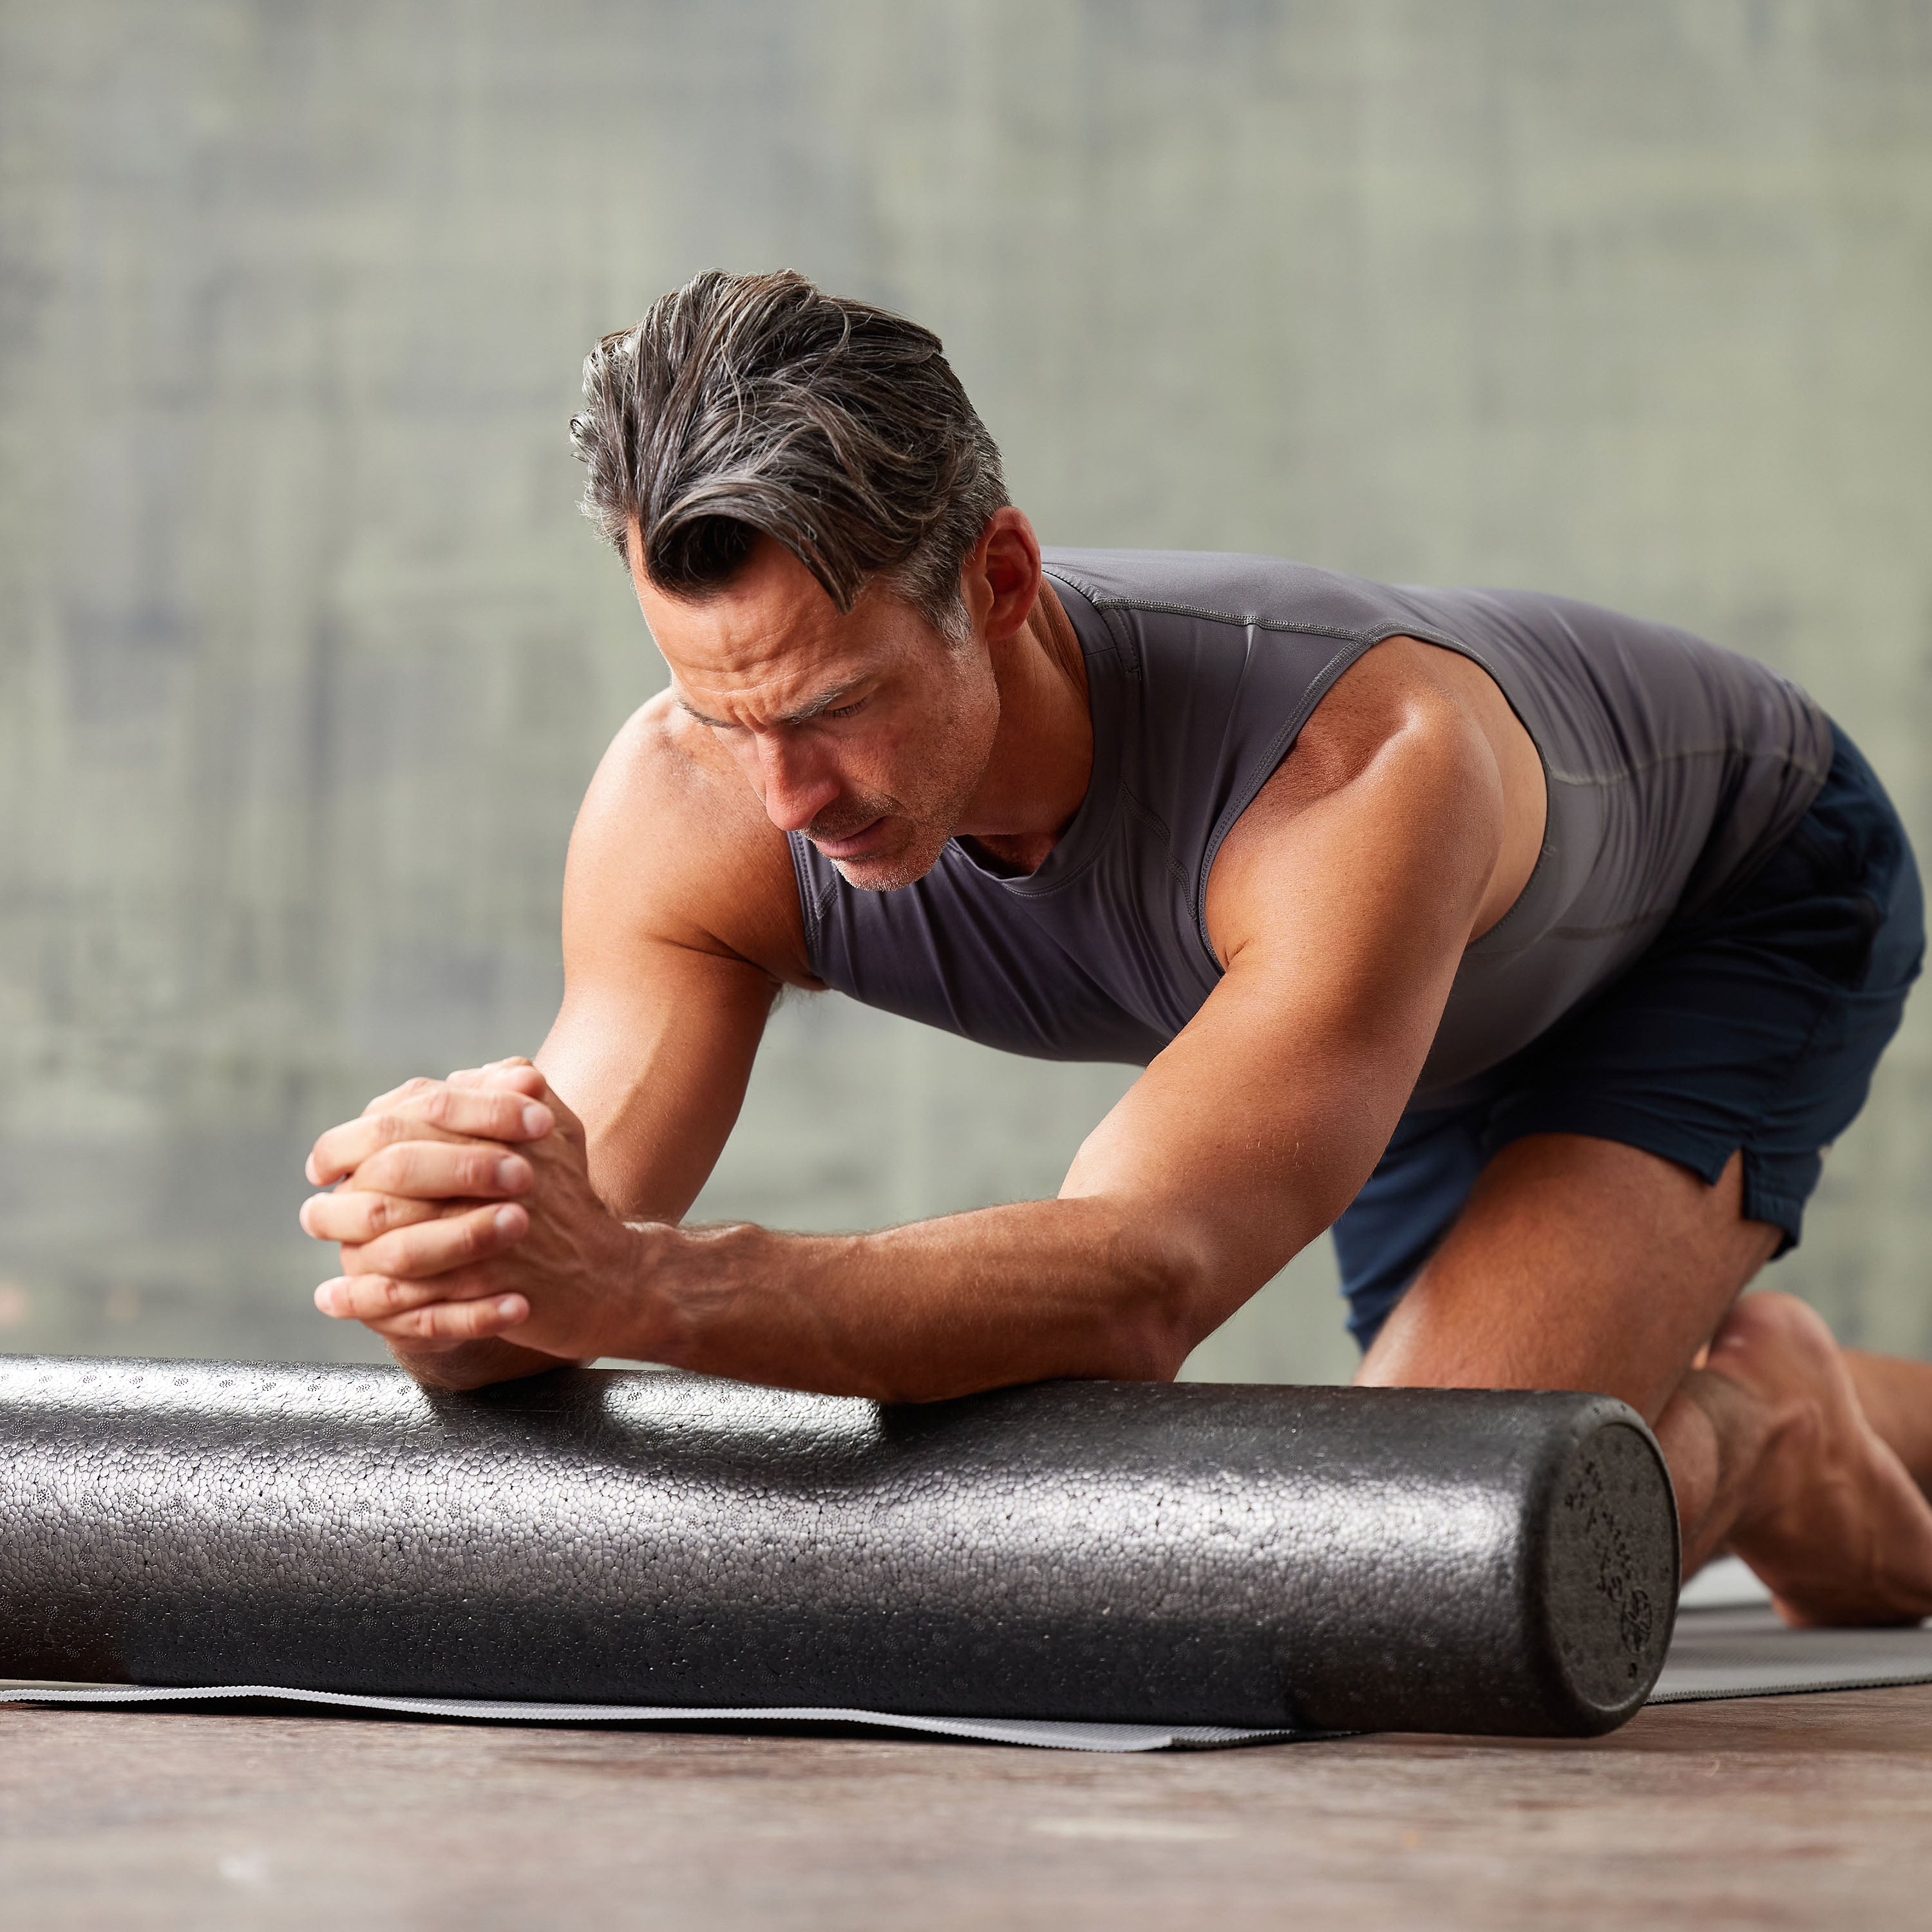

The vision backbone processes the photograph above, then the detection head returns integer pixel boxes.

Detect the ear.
[964,507,1043,644]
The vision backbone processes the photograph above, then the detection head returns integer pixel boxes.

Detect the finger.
[359,1074,444,1119]
[397,1081,551,1141]
[478,1061,549,1099]
[345,1141,533,1201]
[310,1091,552,1185]
[317,1260,511,1318]
[349,1202,529,1282]
[375,1059,537,1106]
[448,1056,540,1086]
[314,1273,450,1321]
[363,1294,531,1343]
[299,1189,444,1244]
[312,1104,469,1185]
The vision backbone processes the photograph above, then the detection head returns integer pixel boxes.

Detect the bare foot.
[1844,1349,1932,1501]
[1701,1293,1932,1627]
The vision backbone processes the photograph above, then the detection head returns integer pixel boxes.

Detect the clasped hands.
[299,1058,669,1374]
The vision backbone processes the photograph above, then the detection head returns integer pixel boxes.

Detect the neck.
[956,583,1092,875]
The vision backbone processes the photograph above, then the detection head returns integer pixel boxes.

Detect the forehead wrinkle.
[673,670,864,732]
[648,564,901,728]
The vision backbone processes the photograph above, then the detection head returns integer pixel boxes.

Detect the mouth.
[808,816,889,860]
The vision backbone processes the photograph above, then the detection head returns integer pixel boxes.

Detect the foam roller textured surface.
[0,1356,1678,1735]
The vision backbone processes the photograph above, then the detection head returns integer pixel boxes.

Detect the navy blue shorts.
[1332,724,1924,1352]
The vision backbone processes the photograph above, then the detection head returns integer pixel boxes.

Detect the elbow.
[1101,1220,1218,1383]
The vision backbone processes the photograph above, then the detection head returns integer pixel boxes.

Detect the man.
[301,269,1932,1625]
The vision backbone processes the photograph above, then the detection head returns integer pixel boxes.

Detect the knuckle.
[447,1263,489,1298]
[372,1145,417,1189]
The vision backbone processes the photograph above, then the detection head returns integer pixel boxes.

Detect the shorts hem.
[1483,1096,1736,1188]
[1483,1098,1810,1254]
[1739,1172,1806,1257]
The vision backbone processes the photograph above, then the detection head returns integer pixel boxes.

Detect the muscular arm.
[613,648,1516,1397]
[536,699,807,1224]
[308,641,1532,1399]
[314,694,810,1387]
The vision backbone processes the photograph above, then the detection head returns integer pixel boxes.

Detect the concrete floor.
[3,1687,1929,1930]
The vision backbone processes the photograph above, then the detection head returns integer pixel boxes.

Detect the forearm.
[634,1196,1218,1402]
[307,1055,1340,1401]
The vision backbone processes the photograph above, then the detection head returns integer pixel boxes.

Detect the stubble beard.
[810,753,985,893]
[816,795,961,893]
[811,652,999,893]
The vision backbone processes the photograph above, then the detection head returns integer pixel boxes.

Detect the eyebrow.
[675,683,862,730]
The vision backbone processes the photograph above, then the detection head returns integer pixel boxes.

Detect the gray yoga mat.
[0,1680,1289,1752]
[9,1565,1929,1750]
[1652,1556,1932,1704]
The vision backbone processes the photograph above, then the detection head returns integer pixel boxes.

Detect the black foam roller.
[0,1355,1678,1735]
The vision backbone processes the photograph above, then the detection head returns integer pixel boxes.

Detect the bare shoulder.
[1205,636,1522,960]
[1232,637,1501,839]
[564,690,815,986]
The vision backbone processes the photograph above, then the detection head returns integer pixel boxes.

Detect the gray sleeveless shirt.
[789,550,1832,1106]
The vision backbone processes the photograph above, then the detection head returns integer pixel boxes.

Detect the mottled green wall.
[3,1,1930,1377]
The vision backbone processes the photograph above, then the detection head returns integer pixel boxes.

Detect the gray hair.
[571,270,1009,643]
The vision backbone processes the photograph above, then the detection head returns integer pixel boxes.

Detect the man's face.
[630,528,1001,891]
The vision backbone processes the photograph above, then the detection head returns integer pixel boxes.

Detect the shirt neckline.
[943,571,1125,899]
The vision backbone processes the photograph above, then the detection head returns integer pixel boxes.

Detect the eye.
[822,698,867,720]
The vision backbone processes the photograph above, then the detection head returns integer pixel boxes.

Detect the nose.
[753,730,840,834]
